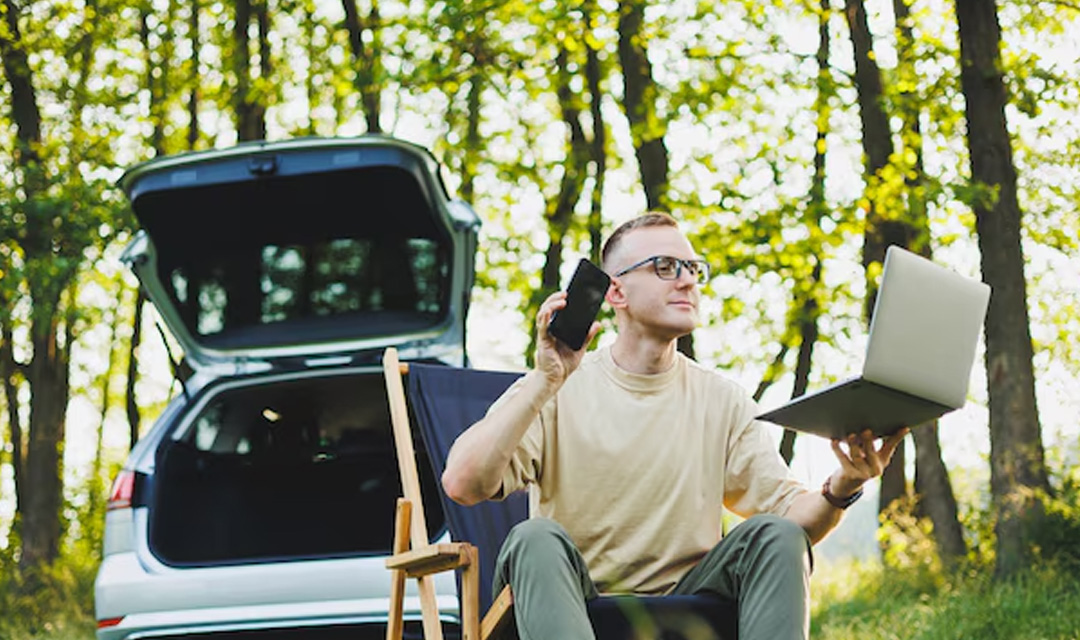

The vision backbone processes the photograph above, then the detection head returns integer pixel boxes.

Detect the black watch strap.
[822,476,863,510]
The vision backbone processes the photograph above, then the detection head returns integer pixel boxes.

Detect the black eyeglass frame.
[613,255,711,283]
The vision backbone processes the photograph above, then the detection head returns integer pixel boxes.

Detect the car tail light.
[106,470,136,511]
[97,617,124,629]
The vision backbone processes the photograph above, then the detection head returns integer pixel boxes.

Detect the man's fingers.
[537,292,568,337]
[830,439,860,474]
[879,427,910,461]
[584,321,602,346]
[846,433,869,461]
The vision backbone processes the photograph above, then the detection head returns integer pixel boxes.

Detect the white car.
[95,136,480,640]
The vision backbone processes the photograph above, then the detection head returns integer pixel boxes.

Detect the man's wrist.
[822,475,863,510]
[525,369,563,405]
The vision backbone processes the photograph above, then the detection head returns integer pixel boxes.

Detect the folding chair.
[382,347,738,640]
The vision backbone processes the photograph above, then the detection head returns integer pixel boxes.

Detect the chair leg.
[417,575,445,640]
[460,544,480,640]
[480,585,514,640]
[386,499,412,640]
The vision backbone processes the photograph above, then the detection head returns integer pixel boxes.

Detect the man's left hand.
[828,428,910,498]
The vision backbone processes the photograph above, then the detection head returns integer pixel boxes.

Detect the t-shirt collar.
[599,345,684,393]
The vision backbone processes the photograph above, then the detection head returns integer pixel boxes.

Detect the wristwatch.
[822,476,863,510]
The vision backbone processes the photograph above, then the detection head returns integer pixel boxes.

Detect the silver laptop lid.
[862,246,991,408]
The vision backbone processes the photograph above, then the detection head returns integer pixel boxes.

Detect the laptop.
[756,245,991,439]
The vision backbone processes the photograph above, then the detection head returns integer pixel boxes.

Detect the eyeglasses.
[614,255,710,284]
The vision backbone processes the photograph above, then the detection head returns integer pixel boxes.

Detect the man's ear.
[606,278,628,310]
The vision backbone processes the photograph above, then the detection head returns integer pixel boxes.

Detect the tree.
[342,0,383,133]
[583,1,608,262]
[954,0,1049,580]
[892,0,966,565]
[232,0,268,140]
[616,0,696,359]
[843,0,910,514]
[0,0,128,572]
[617,0,669,212]
[779,0,833,466]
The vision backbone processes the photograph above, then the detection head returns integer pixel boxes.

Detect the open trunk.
[149,369,445,566]
[120,137,479,372]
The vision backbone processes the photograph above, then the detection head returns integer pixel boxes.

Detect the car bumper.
[95,551,459,640]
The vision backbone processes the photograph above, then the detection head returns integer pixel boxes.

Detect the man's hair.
[601,212,679,269]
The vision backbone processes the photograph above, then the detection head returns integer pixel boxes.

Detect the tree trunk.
[545,46,589,301]
[780,0,831,467]
[0,0,44,192]
[89,288,124,519]
[754,342,791,404]
[1,0,63,572]
[525,44,592,365]
[2,0,107,575]
[126,289,146,450]
[893,0,967,565]
[142,5,167,156]
[617,0,693,360]
[20,307,71,571]
[954,0,1049,580]
[1,323,23,513]
[342,0,382,133]
[844,0,910,513]
[141,0,176,155]
[233,0,264,141]
[912,422,967,561]
[783,263,822,464]
[617,0,669,211]
[584,4,606,264]
[460,71,483,204]
[253,0,271,133]
[188,0,202,148]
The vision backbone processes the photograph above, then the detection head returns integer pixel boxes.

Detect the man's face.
[605,226,702,339]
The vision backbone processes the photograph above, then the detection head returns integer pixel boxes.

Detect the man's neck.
[609,334,679,375]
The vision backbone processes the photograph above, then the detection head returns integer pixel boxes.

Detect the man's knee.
[496,518,596,601]
[502,518,573,557]
[739,514,813,569]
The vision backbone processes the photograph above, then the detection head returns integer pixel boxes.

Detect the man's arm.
[441,292,600,506]
[441,369,558,505]
[783,428,908,544]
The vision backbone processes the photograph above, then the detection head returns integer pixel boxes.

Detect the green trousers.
[493,514,813,640]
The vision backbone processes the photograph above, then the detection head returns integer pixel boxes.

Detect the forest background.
[1,0,1079,638]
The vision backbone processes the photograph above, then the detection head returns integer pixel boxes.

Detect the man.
[442,213,906,640]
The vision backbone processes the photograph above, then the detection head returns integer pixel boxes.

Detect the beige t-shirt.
[494,346,808,595]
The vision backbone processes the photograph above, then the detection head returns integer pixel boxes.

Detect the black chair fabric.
[405,363,737,640]
[407,364,527,611]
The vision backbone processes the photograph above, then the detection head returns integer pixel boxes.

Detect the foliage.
[875,457,1080,576]
[0,542,97,640]
[812,556,1080,640]
[821,459,1080,639]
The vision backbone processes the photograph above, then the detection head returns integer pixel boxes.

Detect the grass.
[812,558,1080,640]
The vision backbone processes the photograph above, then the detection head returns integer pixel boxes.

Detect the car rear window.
[134,164,455,349]
[168,235,448,338]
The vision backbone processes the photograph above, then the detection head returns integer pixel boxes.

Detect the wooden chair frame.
[383,347,514,640]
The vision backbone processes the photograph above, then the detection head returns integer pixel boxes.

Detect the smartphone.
[547,258,611,351]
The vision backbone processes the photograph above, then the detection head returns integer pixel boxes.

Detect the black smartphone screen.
[548,258,611,351]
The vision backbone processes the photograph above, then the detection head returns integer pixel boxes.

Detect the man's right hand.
[536,291,601,386]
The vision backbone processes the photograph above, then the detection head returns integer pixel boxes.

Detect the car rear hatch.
[115,136,476,567]
[120,135,480,375]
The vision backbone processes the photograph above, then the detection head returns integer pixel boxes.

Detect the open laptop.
[756,245,991,439]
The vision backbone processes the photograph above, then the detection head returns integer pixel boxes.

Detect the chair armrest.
[386,542,473,577]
